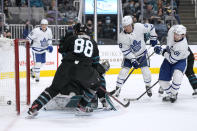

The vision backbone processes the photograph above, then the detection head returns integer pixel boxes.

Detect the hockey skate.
[26,107,38,119]
[162,93,177,103]
[30,69,35,78]
[146,86,152,97]
[158,86,164,94]
[162,95,171,102]
[192,89,197,96]
[35,78,39,82]
[100,97,113,111]
[112,86,121,97]
[75,103,93,116]
[170,93,178,103]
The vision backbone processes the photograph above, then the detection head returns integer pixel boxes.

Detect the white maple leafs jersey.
[26,27,53,53]
[118,23,157,60]
[164,25,190,64]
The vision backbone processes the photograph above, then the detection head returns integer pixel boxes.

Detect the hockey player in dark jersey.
[58,24,113,109]
[27,23,105,118]
[185,47,197,95]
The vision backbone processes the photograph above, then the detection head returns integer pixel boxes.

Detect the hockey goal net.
[0,38,30,115]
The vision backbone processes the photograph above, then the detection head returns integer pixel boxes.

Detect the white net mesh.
[0,38,28,108]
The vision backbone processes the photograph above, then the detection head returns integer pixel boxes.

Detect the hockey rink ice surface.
[0,74,197,131]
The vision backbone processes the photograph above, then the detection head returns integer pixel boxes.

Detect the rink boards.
[0,45,197,79]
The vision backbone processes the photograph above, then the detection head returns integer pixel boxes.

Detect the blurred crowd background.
[0,0,193,45]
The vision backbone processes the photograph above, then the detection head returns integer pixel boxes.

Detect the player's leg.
[74,66,102,113]
[159,80,171,101]
[27,87,59,116]
[138,54,152,97]
[32,52,45,82]
[158,59,172,101]
[97,76,115,110]
[141,67,152,97]
[27,63,71,117]
[115,58,132,97]
[185,57,197,95]
[170,69,184,103]
[168,59,187,103]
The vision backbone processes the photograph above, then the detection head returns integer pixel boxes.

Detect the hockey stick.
[110,42,165,96]
[110,51,155,95]
[99,86,130,108]
[124,80,159,101]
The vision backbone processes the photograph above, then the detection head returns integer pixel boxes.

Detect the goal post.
[14,39,31,115]
[0,38,31,115]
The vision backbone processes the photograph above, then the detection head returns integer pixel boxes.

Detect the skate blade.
[25,115,37,119]
[75,112,92,116]
[123,98,137,101]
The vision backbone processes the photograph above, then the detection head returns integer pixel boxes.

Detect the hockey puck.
[7,100,12,105]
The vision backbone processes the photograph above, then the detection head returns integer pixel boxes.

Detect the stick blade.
[123,98,138,101]
[123,101,130,107]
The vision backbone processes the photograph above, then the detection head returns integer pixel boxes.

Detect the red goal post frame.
[14,39,30,115]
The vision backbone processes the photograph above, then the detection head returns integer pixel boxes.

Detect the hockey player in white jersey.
[113,15,158,97]
[26,19,53,82]
[154,25,190,103]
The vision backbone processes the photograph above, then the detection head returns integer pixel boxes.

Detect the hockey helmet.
[173,25,186,35]
[73,23,87,34]
[40,19,48,25]
[122,16,133,27]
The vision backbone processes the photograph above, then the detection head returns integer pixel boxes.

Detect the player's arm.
[163,49,186,64]
[91,40,107,75]
[58,33,72,54]
[58,35,74,56]
[118,35,136,61]
[139,23,158,46]
[48,28,53,46]
[47,28,53,53]
[26,28,37,44]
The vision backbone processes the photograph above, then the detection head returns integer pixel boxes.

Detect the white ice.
[0,74,197,131]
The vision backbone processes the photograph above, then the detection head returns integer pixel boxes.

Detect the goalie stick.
[124,80,159,101]
[99,86,130,108]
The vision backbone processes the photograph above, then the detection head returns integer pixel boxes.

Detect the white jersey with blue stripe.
[133,23,157,42]
[118,23,157,60]
[164,26,190,64]
[26,27,53,54]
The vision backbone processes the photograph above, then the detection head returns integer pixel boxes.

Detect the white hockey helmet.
[122,16,133,27]
[173,25,186,35]
[40,19,48,25]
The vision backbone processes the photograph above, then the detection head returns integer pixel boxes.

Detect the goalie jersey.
[26,27,53,54]
[118,23,157,60]
[164,25,190,64]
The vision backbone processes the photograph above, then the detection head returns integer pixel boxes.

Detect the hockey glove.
[101,60,110,72]
[154,46,163,55]
[132,60,139,69]
[150,40,157,47]
[47,46,53,53]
